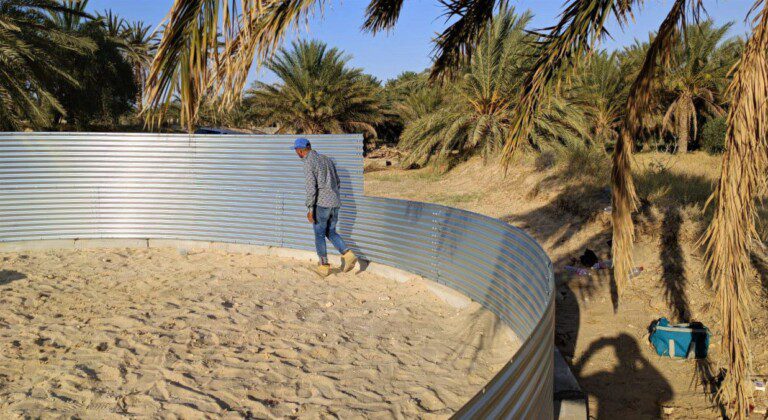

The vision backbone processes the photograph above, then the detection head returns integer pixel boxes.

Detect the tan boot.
[341,250,358,273]
[315,264,331,278]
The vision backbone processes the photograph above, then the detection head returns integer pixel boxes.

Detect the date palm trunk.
[677,126,689,153]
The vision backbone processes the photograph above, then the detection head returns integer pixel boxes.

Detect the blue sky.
[87,0,754,85]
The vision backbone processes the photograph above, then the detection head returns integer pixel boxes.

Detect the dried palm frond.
[214,0,325,108]
[143,0,215,131]
[145,0,511,130]
[500,0,701,295]
[144,0,325,131]
[702,1,768,417]
[612,0,703,295]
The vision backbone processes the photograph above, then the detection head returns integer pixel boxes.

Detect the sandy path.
[0,247,517,419]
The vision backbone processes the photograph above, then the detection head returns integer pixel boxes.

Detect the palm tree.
[143,0,510,131]
[399,8,588,167]
[45,1,138,129]
[92,10,157,112]
[661,20,737,153]
[500,1,767,417]
[0,0,93,130]
[46,0,88,30]
[120,21,158,111]
[245,40,383,136]
[96,8,124,37]
[573,51,625,149]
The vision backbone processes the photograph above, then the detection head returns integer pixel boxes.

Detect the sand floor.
[0,247,518,419]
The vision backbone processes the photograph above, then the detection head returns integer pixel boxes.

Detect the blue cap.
[292,138,310,149]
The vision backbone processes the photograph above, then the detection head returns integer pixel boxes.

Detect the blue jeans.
[313,206,348,263]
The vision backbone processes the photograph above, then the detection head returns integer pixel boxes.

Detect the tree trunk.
[677,128,689,154]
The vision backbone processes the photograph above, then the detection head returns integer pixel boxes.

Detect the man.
[293,138,358,277]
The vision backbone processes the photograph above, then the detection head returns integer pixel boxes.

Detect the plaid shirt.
[302,149,342,209]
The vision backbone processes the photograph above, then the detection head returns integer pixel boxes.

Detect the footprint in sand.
[0,247,519,418]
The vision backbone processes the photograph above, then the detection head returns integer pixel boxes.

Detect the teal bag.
[649,318,710,359]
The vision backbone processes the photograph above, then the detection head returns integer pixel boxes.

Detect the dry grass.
[634,152,719,211]
[366,148,768,418]
[368,151,764,233]
[550,143,611,182]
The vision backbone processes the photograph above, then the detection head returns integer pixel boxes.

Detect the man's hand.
[307,211,314,224]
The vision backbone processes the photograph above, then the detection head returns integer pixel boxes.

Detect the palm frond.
[430,0,504,80]
[612,0,702,296]
[500,0,640,163]
[0,0,94,130]
[702,1,768,417]
[362,0,404,33]
[144,0,326,131]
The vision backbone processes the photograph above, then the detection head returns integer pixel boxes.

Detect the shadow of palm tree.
[634,169,715,211]
[0,270,26,286]
[752,251,768,298]
[499,169,722,404]
[660,206,690,321]
[500,182,613,362]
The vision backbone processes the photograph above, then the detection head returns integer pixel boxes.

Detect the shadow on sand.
[573,333,672,418]
[501,181,613,363]
[498,170,728,414]
[660,206,690,322]
[0,270,26,286]
[753,251,768,298]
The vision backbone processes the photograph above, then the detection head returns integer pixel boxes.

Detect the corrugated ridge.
[0,132,554,419]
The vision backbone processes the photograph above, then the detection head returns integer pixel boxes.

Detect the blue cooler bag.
[649,318,710,359]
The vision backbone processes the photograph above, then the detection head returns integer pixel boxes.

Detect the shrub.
[534,150,557,171]
[700,116,727,154]
[554,141,610,184]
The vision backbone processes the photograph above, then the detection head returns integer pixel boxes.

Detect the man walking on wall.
[293,138,358,277]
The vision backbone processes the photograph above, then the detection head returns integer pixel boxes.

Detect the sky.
[87,0,756,85]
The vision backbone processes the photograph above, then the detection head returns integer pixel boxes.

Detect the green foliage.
[48,19,138,129]
[550,140,610,183]
[700,116,727,154]
[399,8,589,168]
[375,70,445,145]
[245,40,384,139]
[0,0,94,130]
[571,51,625,149]
[567,22,741,154]
[660,20,737,153]
[0,0,155,131]
[0,1,748,145]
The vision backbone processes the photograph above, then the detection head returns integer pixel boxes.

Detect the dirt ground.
[365,153,768,419]
[0,248,516,418]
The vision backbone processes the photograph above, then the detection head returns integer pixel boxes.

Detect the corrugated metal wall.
[0,132,554,419]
